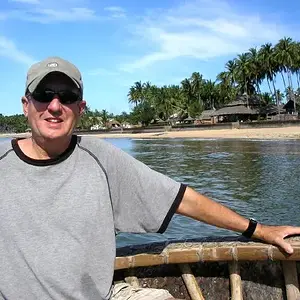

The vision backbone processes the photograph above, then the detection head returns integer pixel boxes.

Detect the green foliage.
[260,93,274,106]
[129,102,156,126]
[126,36,300,123]
[115,111,129,124]
[0,114,27,133]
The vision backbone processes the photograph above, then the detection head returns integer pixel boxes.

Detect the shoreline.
[89,126,300,140]
[1,126,300,140]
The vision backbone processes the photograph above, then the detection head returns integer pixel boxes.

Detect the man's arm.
[176,186,300,254]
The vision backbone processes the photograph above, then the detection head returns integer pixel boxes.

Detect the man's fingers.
[264,226,300,255]
[279,226,300,254]
[283,226,300,238]
[258,225,300,255]
[278,240,294,254]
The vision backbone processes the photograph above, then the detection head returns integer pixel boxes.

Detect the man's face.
[22,72,86,141]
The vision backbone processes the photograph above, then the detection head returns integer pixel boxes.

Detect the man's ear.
[21,96,29,117]
[78,100,86,116]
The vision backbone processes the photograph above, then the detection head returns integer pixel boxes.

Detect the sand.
[90,126,300,140]
[1,126,300,140]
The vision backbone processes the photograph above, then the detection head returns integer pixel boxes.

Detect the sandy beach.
[90,126,300,140]
[1,126,300,140]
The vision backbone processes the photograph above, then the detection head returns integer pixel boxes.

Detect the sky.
[0,0,300,116]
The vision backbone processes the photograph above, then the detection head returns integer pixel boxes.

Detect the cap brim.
[27,70,80,93]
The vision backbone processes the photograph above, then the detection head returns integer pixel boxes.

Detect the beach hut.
[212,94,259,122]
[196,109,216,124]
[283,100,299,115]
[167,113,182,125]
[259,104,285,120]
[183,116,195,124]
[212,105,258,122]
[107,119,121,128]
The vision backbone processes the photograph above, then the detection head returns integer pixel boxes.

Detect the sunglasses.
[29,89,82,104]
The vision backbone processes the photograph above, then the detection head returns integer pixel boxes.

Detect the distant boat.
[114,236,300,300]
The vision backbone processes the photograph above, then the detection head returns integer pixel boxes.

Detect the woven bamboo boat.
[114,236,300,300]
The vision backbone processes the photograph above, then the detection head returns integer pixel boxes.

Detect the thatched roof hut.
[283,100,299,114]
[184,116,195,122]
[231,94,261,107]
[210,94,261,122]
[259,104,285,115]
[283,100,297,110]
[198,109,216,120]
[212,105,258,116]
[107,119,121,128]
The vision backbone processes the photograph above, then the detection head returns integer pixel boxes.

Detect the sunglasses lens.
[54,91,80,104]
[31,90,80,104]
[31,91,52,103]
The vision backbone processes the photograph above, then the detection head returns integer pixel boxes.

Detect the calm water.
[1,137,300,247]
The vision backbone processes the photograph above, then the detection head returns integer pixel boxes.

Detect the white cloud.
[0,36,35,65]
[104,6,126,19]
[120,0,291,72]
[104,6,124,13]
[9,0,40,4]
[24,7,96,22]
[5,0,97,23]
[88,68,119,76]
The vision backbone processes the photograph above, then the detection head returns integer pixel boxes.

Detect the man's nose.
[47,96,63,113]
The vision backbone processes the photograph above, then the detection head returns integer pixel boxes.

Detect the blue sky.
[0,0,300,116]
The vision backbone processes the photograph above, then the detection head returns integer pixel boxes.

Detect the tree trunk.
[271,77,280,115]
[287,70,293,90]
[296,71,300,91]
[267,79,273,96]
[245,80,249,108]
[280,72,287,91]
[287,70,296,112]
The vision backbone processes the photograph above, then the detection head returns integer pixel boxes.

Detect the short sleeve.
[101,141,186,234]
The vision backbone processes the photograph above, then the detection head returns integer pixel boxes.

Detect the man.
[0,56,299,300]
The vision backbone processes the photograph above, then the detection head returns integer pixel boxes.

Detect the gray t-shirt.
[0,135,185,299]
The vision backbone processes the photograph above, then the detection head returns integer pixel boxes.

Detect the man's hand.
[253,224,300,254]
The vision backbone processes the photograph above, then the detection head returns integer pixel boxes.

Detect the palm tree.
[127,81,144,107]
[127,86,138,107]
[100,109,109,128]
[201,80,216,109]
[133,81,144,103]
[248,48,263,95]
[141,81,153,106]
[258,43,280,110]
[216,71,236,105]
[260,92,274,106]
[190,72,203,108]
[235,53,253,107]
[291,42,300,92]
[180,78,194,115]
[224,60,237,87]
[274,37,295,107]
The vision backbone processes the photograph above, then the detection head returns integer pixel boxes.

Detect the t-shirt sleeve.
[101,141,186,234]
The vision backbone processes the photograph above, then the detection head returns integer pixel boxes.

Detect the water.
[109,138,300,247]
[2,136,300,248]
[0,138,10,143]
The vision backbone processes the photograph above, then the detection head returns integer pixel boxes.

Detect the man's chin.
[36,130,72,142]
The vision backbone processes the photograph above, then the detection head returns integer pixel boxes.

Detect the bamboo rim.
[115,238,300,270]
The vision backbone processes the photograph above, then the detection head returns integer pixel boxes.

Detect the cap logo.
[47,62,58,68]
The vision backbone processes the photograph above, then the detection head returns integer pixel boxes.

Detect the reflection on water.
[2,137,300,247]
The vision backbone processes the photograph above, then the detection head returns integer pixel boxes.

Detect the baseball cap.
[25,56,83,95]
